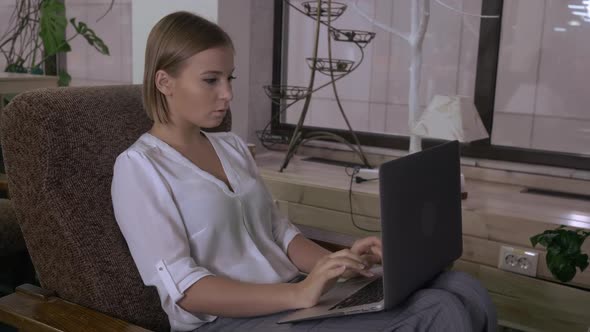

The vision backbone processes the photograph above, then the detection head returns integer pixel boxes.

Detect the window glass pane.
[0,0,132,86]
[66,0,133,87]
[282,0,482,137]
[493,0,590,157]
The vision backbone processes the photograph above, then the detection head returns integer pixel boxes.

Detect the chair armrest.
[0,284,151,332]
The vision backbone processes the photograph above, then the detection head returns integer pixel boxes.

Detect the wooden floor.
[256,151,590,332]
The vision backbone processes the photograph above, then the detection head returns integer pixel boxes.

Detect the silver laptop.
[278,141,463,324]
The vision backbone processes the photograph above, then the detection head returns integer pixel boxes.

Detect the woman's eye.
[203,78,218,85]
[229,75,237,81]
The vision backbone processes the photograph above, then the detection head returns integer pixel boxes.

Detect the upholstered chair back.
[0,85,231,331]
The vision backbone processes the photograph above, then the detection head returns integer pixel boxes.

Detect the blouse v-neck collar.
[142,132,238,196]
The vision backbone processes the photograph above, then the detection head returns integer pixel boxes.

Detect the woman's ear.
[155,70,174,96]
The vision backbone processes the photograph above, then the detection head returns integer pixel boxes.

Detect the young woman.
[111,11,496,332]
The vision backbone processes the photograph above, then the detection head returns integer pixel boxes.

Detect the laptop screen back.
[378,141,463,309]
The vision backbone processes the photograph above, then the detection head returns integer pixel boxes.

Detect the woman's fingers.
[315,256,362,275]
[369,246,382,261]
[361,253,382,266]
[325,256,366,271]
[352,236,382,255]
[350,237,383,266]
[328,249,364,264]
[326,265,347,279]
[319,256,374,279]
[315,243,383,282]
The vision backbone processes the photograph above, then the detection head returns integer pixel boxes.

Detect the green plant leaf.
[40,0,71,56]
[70,18,110,55]
[578,229,590,240]
[58,70,71,87]
[530,231,558,248]
[532,226,590,283]
[546,251,577,282]
[575,253,589,271]
[557,231,583,255]
[5,63,27,73]
[30,66,44,75]
[530,234,542,247]
[2,94,17,106]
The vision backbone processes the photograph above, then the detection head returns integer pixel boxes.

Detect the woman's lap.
[195,271,496,332]
[428,270,497,331]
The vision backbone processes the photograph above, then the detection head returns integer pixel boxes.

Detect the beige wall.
[218,0,274,146]
[130,0,218,84]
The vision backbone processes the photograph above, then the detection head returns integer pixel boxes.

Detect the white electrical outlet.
[498,246,539,277]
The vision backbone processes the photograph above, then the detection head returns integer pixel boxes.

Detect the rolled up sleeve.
[111,151,215,330]
[269,204,301,253]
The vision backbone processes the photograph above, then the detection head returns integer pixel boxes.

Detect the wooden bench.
[256,151,590,332]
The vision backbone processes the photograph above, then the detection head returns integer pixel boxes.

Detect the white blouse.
[111,131,301,331]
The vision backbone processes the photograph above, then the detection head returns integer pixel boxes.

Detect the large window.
[493,0,590,156]
[271,0,590,170]
[0,0,132,86]
[65,0,132,87]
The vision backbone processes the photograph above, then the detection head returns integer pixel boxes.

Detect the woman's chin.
[202,117,225,129]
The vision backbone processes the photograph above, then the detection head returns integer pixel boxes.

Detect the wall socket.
[498,246,539,277]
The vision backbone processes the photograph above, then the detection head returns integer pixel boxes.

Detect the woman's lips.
[213,109,226,117]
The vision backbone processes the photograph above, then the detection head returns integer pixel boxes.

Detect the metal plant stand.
[262,0,376,172]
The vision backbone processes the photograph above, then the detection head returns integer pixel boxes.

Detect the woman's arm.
[179,251,366,317]
[286,234,332,273]
[178,276,300,317]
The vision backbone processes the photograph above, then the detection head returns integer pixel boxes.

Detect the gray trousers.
[196,271,497,332]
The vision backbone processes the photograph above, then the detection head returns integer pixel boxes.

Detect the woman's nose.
[220,80,233,101]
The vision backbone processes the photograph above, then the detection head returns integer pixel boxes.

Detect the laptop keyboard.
[330,277,383,310]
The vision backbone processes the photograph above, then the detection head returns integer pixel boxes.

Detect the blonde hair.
[143,11,233,123]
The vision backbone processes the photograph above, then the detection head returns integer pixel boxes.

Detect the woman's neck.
[149,122,206,149]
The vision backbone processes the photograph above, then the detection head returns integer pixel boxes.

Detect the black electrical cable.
[346,167,380,233]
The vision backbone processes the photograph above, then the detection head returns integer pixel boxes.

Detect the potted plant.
[0,0,112,86]
[531,226,590,283]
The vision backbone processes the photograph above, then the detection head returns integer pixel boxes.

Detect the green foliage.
[30,66,44,75]
[5,59,27,73]
[58,70,71,87]
[1,0,113,86]
[39,0,71,56]
[70,18,110,56]
[1,94,17,107]
[531,226,590,282]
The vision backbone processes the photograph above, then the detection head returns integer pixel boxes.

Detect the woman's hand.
[340,236,382,279]
[294,249,371,308]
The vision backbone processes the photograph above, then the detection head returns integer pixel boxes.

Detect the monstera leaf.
[531,226,590,282]
[39,0,71,56]
[70,18,110,55]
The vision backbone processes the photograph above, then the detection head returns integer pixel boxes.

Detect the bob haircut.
[143,11,233,123]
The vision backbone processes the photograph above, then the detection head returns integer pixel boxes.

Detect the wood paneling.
[276,199,590,289]
[258,151,590,330]
[453,261,590,332]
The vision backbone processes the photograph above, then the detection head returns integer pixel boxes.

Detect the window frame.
[270,0,590,171]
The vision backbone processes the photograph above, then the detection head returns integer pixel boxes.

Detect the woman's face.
[162,46,235,129]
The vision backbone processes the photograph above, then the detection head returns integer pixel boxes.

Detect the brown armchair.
[0,85,231,331]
